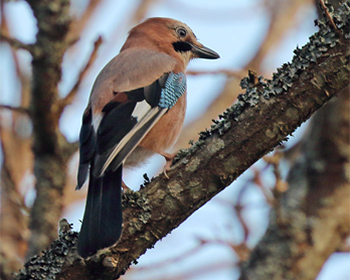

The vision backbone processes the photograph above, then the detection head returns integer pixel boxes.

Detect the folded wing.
[77,68,186,189]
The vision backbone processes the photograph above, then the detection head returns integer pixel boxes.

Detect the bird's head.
[121,17,220,68]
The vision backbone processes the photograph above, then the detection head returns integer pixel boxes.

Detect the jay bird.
[76,17,219,258]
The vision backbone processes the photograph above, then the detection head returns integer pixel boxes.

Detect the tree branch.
[0,105,31,115]
[0,33,34,53]
[186,69,245,78]
[15,2,350,279]
[66,0,104,42]
[319,0,340,32]
[24,0,73,259]
[57,36,103,115]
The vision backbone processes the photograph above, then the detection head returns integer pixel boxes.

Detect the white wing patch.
[92,113,103,133]
[132,100,152,120]
[100,106,167,175]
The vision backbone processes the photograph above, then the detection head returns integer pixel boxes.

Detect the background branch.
[57,36,103,115]
[24,0,73,259]
[0,105,30,115]
[0,33,34,53]
[0,2,33,277]
[66,0,104,43]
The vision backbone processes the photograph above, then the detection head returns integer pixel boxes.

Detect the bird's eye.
[176,27,187,38]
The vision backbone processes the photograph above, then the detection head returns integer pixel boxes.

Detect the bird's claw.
[161,152,176,179]
[163,161,172,179]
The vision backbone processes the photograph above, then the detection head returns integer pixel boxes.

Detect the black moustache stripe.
[172,41,192,53]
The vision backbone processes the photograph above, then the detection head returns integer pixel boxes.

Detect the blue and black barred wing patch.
[158,72,186,109]
[93,72,187,177]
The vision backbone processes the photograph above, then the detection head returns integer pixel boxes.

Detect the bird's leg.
[158,151,177,179]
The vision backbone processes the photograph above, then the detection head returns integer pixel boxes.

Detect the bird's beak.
[190,43,220,59]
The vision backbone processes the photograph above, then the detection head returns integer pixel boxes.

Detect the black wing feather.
[77,108,96,189]
[92,73,170,177]
[106,109,164,172]
[97,102,137,153]
[144,73,169,107]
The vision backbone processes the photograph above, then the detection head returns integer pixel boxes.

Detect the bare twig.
[57,36,103,114]
[1,3,32,107]
[164,0,263,21]
[133,243,205,272]
[0,33,34,53]
[0,104,31,115]
[262,151,290,229]
[186,69,245,78]
[263,151,288,194]
[151,261,235,280]
[234,185,251,242]
[319,0,339,31]
[134,237,236,280]
[251,168,274,205]
[132,237,238,273]
[105,0,158,55]
[246,0,309,70]
[130,0,161,25]
[235,204,250,243]
[231,243,251,262]
[66,0,104,43]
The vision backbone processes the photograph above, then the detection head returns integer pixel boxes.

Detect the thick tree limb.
[24,0,73,259]
[15,2,350,280]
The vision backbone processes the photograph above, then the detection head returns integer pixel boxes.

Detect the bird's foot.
[122,181,131,192]
[159,152,177,179]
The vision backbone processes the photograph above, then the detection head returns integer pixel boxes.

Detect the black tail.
[77,166,123,258]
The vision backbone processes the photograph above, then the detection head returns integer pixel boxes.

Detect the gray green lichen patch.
[122,190,151,212]
[185,156,201,172]
[167,181,183,197]
[16,221,79,280]
[188,179,203,199]
[206,137,225,154]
